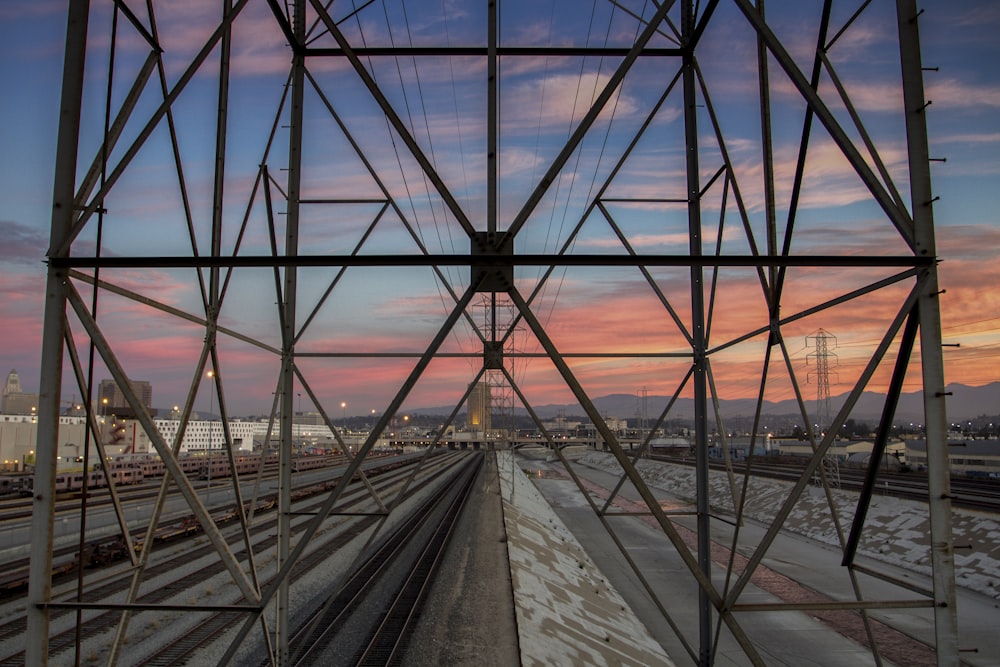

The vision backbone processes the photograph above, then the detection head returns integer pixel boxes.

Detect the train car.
[112,466,144,485]
[179,457,203,476]
[22,450,337,493]
[199,458,232,480]
[0,476,20,496]
[53,471,103,493]
[197,454,275,480]
[140,457,166,477]
[291,454,343,473]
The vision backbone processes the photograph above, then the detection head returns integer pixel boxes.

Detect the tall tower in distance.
[3,370,21,398]
[467,381,492,434]
[2,369,38,415]
[806,330,838,434]
[97,378,153,410]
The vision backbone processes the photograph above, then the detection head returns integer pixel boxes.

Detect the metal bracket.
[471,231,513,292]
[484,340,504,369]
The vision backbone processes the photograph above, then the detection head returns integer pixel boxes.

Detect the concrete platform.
[411,449,998,665]
[497,450,673,666]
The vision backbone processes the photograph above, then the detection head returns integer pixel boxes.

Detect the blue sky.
[1,1,998,419]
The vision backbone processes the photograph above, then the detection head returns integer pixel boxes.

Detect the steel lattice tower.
[807,328,838,432]
[30,1,957,665]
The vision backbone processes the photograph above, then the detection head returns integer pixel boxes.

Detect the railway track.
[647,453,1000,512]
[0,451,472,666]
[285,453,482,666]
[0,455,411,598]
[0,453,360,522]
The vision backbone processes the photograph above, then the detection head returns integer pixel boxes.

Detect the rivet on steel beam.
[922,196,940,206]
[916,100,932,113]
[909,8,925,23]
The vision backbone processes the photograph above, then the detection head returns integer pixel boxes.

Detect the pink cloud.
[503,71,638,133]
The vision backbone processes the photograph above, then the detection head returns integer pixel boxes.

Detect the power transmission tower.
[807,329,840,488]
[806,329,838,434]
[29,2,957,665]
[474,294,519,449]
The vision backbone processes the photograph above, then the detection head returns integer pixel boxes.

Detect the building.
[905,438,1000,478]
[2,369,38,415]
[0,414,88,470]
[774,438,886,461]
[467,382,491,433]
[97,377,153,411]
[103,418,351,457]
[132,419,259,454]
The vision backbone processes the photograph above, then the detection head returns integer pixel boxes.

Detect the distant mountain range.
[416,382,1000,425]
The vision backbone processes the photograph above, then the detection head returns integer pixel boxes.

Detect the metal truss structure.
[31,0,957,664]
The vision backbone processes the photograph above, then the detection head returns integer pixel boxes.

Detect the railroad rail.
[0,452,471,666]
[286,453,482,666]
[0,454,407,599]
[647,453,1000,513]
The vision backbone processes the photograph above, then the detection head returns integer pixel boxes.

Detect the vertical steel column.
[277,2,305,662]
[488,0,499,351]
[755,0,778,292]
[208,0,233,352]
[682,2,712,664]
[896,1,958,664]
[26,2,89,664]
[487,0,497,237]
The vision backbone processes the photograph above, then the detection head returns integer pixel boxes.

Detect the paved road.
[523,451,999,666]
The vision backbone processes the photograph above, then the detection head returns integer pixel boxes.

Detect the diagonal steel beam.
[218,278,483,665]
[844,306,919,566]
[64,283,261,604]
[724,283,921,606]
[507,285,765,665]
[67,269,281,355]
[308,0,476,238]
[503,370,701,664]
[507,0,677,239]
[73,51,159,211]
[731,0,915,249]
[53,0,253,256]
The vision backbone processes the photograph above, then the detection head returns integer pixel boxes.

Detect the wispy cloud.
[0,221,48,265]
[503,71,638,132]
[934,132,1000,145]
[927,77,1000,109]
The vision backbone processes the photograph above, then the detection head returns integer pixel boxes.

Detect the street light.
[100,397,109,444]
[341,402,347,433]
[206,370,215,503]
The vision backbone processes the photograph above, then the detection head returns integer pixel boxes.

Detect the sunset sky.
[0,1,998,423]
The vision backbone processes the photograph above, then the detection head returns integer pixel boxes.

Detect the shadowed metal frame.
[29,1,957,665]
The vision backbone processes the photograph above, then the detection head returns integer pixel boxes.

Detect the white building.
[0,413,88,470]
[133,419,339,455]
[128,419,260,455]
